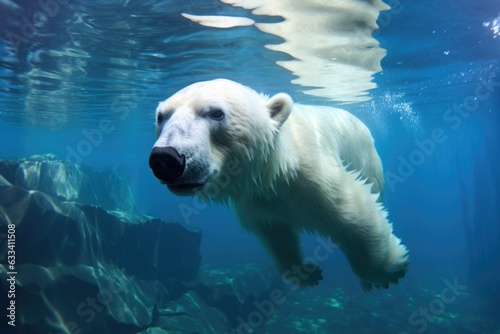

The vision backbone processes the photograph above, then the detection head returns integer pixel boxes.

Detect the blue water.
[1,0,500,333]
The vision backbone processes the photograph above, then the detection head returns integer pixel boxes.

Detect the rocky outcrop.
[0,154,135,212]
[0,158,202,333]
[140,291,231,334]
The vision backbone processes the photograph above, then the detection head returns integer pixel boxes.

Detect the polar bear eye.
[157,114,163,124]
[206,108,225,121]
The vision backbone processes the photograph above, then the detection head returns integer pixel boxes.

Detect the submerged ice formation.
[182,0,389,103]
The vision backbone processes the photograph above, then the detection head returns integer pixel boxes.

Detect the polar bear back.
[284,104,384,196]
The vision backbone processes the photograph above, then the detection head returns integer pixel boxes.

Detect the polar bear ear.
[266,93,293,126]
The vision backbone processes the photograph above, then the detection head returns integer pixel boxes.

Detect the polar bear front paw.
[298,263,324,288]
[360,266,407,293]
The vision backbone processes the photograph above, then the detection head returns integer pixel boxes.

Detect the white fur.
[154,79,409,291]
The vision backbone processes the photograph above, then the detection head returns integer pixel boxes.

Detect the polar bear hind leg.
[320,173,409,292]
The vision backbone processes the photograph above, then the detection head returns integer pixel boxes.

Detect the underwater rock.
[0,175,201,333]
[77,205,202,282]
[0,263,167,333]
[140,291,232,334]
[0,174,11,186]
[0,154,135,212]
[137,264,285,333]
[0,184,202,283]
[189,264,286,328]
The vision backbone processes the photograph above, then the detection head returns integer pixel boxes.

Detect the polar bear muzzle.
[149,146,186,184]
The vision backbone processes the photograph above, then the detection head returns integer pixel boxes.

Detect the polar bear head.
[149,79,293,200]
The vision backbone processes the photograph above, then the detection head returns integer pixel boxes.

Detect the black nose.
[149,146,186,183]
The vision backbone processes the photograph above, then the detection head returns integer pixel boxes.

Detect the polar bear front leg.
[251,223,323,288]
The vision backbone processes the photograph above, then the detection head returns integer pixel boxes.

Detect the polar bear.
[149,79,409,291]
